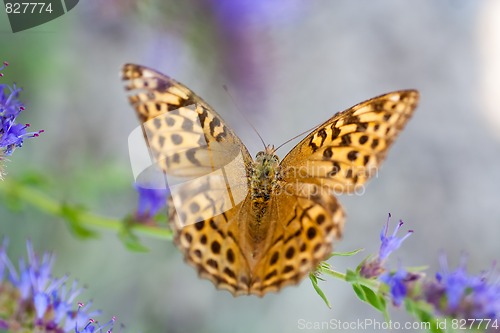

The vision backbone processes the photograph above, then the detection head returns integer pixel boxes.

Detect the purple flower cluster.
[424,256,500,319]
[361,214,500,320]
[0,61,43,162]
[0,239,117,332]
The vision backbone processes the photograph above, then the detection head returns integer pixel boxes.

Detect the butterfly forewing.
[280,90,419,193]
[123,63,252,225]
[122,64,253,175]
[123,63,418,297]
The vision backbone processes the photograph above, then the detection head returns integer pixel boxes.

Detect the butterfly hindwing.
[173,198,254,296]
[249,182,344,296]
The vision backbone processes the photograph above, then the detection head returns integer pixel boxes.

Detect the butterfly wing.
[173,197,255,296]
[249,182,344,296]
[122,64,255,293]
[247,91,419,294]
[280,90,419,192]
[122,63,253,178]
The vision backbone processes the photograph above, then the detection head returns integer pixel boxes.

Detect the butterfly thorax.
[250,146,281,202]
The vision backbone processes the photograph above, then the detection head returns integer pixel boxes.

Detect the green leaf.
[361,284,387,313]
[60,203,98,239]
[309,272,331,308]
[355,254,375,273]
[352,282,365,300]
[405,299,443,333]
[118,227,149,252]
[327,248,364,259]
[119,216,150,252]
[351,283,388,319]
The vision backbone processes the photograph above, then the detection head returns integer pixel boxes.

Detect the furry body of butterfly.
[122,63,419,296]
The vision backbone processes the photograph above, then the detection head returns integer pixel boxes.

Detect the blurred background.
[1,0,500,332]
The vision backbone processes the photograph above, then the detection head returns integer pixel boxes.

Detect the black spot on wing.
[226,249,235,263]
[306,227,317,240]
[171,134,183,145]
[198,108,208,128]
[186,148,201,165]
[285,247,295,259]
[211,241,221,254]
[323,147,333,159]
[154,117,163,129]
[317,128,327,145]
[270,252,279,265]
[224,267,236,279]
[309,137,319,153]
[340,134,351,146]
[347,150,358,161]
[182,118,194,131]
[330,124,341,139]
[209,116,221,136]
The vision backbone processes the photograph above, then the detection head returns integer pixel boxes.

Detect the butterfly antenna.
[274,123,321,153]
[223,85,267,149]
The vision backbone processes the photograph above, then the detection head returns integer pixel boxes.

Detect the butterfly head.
[251,146,280,202]
[254,145,280,181]
[255,145,279,166]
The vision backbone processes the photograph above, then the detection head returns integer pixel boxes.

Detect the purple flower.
[356,213,500,321]
[425,255,500,319]
[134,183,169,219]
[360,214,413,278]
[467,271,500,319]
[0,61,43,163]
[379,214,413,261]
[74,308,116,333]
[380,267,409,306]
[0,238,118,332]
[0,61,8,76]
[0,85,43,155]
[0,84,24,118]
[435,255,470,310]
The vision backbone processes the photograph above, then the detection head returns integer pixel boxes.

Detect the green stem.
[321,268,347,281]
[0,178,172,240]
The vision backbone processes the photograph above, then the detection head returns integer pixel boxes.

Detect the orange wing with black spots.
[281,90,419,193]
[122,63,253,178]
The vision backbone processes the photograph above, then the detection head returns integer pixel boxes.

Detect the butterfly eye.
[256,151,265,159]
